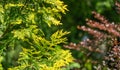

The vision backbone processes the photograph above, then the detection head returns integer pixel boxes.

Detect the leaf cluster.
[0,0,73,70]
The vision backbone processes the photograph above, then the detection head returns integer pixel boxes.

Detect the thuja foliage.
[64,0,120,70]
[0,0,74,70]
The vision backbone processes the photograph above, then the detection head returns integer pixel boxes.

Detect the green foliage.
[95,0,113,13]
[8,47,73,70]
[51,30,70,46]
[0,0,73,70]
[0,50,3,70]
[62,62,80,70]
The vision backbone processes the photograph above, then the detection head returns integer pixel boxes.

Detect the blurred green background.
[61,0,120,43]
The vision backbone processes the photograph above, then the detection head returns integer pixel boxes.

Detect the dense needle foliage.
[0,0,74,70]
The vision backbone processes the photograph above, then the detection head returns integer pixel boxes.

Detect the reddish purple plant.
[64,1,120,69]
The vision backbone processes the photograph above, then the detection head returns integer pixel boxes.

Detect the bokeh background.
[62,0,120,43]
